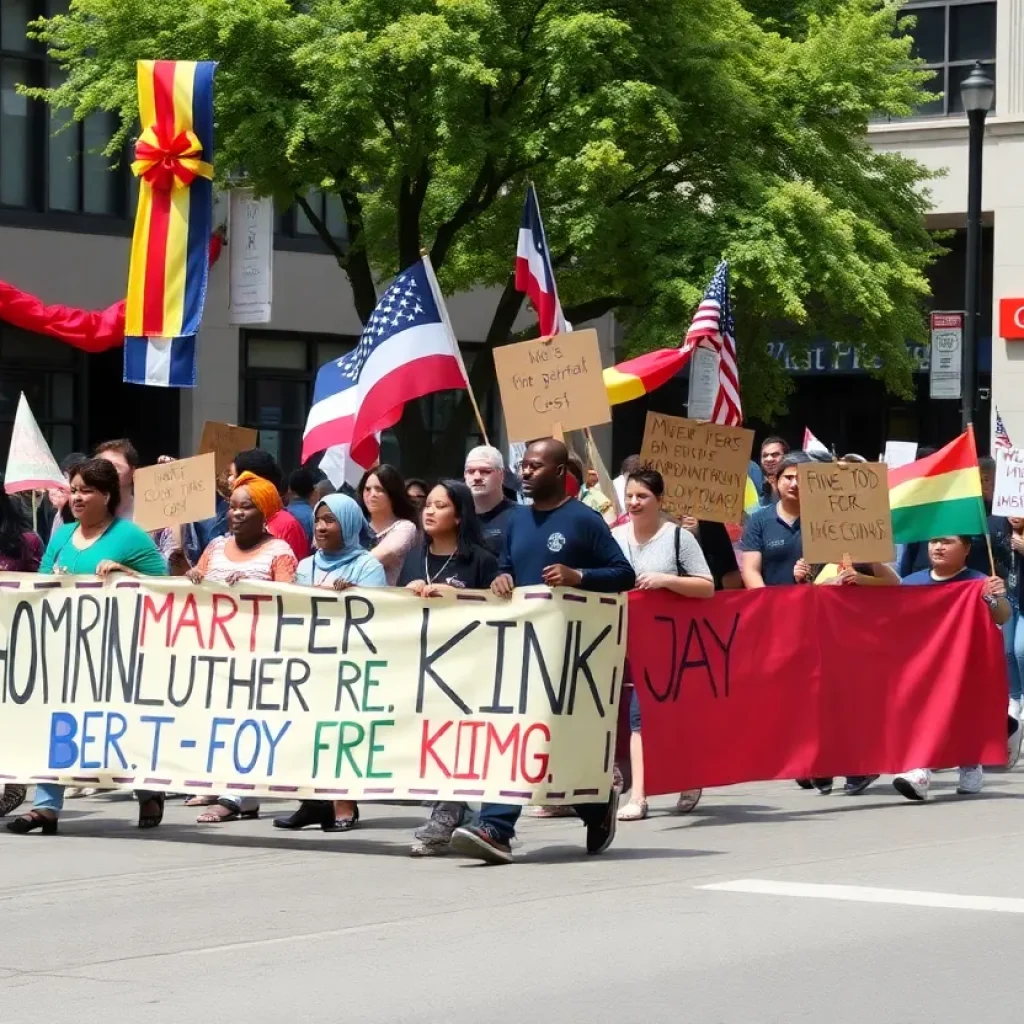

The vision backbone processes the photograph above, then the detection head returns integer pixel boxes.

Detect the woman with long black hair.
[400,480,499,854]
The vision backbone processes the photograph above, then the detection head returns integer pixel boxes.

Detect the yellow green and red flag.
[124,59,216,388]
[888,426,987,543]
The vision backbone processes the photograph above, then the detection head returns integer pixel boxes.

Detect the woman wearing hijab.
[185,471,298,822]
[274,493,386,833]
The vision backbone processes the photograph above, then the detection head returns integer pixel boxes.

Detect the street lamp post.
[960,61,995,431]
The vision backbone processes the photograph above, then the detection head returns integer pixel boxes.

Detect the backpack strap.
[674,524,682,576]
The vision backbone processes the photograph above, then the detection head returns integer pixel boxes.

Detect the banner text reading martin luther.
[0,579,625,805]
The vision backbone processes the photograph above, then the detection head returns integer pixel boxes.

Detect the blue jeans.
[479,800,610,842]
[1005,597,1024,703]
[33,784,159,814]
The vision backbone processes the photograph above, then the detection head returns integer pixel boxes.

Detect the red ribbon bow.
[131,126,213,192]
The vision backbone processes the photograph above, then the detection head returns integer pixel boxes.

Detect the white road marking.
[699,879,1024,914]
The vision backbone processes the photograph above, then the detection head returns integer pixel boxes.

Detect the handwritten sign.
[198,421,258,477]
[639,413,753,524]
[493,328,611,441]
[993,447,1024,515]
[133,453,216,532]
[798,461,894,564]
[0,579,625,805]
[228,188,274,325]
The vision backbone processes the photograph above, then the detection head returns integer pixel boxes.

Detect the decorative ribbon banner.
[124,60,217,388]
[629,584,1006,794]
[0,580,624,804]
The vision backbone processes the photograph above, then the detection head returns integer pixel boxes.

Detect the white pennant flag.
[5,393,67,493]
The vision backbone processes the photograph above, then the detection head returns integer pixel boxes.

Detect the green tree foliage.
[29,0,938,449]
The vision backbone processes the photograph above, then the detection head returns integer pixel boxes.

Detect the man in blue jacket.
[450,437,635,865]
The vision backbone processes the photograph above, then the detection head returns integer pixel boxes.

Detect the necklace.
[425,546,457,584]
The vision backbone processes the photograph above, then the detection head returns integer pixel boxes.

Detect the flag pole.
[420,249,490,447]
[966,423,997,575]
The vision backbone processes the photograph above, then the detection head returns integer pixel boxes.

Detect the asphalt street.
[2,772,1022,1024]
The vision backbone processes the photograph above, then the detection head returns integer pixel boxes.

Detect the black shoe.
[586,789,620,855]
[6,811,57,835]
[795,779,814,790]
[450,824,514,864]
[812,777,834,795]
[272,800,333,830]
[322,804,360,832]
[843,774,880,796]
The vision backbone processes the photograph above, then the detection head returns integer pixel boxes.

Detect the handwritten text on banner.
[0,580,625,804]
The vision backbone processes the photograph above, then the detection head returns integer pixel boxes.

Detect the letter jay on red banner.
[628,582,1005,794]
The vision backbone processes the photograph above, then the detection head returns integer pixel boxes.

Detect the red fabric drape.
[629,581,1006,793]
[0,232,224,354]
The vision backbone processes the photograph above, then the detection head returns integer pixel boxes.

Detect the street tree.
[29,0,938,462]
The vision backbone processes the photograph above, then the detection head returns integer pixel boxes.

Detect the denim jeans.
[479,800,609,842]
[34,784,159,813]
[1005,596,1024,703]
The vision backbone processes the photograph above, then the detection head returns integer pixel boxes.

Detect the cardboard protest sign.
[0,580,625,805]
[493,328,610,441]
[639,412,753,523]
[133,453,217,532]
[798,461,894,564]
[5,393,67,493]
[197,421,258,477]
[993,446,1024,515]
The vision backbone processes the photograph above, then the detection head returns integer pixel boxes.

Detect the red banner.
[628,582,1006,794]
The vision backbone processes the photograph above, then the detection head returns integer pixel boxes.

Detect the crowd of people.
[0,426,1014,865]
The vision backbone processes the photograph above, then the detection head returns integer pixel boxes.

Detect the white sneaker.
[957,765,984,795]
[1008,717,1023,770]
[1010,698,1022,720]
[893,769,930,801]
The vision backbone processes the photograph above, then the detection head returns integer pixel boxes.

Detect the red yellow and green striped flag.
[888,427,987,543]
[124,60,216,388]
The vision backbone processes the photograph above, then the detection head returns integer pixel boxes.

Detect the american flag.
[301,257,468,467]
[684,260,742,426]
[995,409,1013,450]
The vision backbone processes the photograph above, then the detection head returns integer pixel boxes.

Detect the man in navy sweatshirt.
[450,437,635,865]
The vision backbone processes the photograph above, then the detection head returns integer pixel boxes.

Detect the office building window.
[242,331,494,475]
[0,325,83,462]
[899,1,996,117]
[275,191,350,251]
[0,0,129,223]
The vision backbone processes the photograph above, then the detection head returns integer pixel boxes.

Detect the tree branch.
[295,192,345,262]
[334,185,378,323]
[398,159,431,270]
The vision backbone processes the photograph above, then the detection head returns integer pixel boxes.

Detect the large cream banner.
[0,578,626,805]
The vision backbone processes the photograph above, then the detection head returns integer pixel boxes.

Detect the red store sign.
[999,298,1024,339]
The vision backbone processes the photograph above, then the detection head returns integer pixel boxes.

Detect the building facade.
[0,0,616,475]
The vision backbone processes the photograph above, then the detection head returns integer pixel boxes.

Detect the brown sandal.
[196,800,259,824]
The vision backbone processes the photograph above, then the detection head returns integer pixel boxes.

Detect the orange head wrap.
[232,471,283,522]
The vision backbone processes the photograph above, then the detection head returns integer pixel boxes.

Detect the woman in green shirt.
[7,458,168,836]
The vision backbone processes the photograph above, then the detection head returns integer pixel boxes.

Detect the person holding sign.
[450,438,634,865]
[185,471,298,824]
[893,536,1010,801]
[7,458,168,836]
[399,481,500,855]
[611,469,714,822]
[274,492,386,835]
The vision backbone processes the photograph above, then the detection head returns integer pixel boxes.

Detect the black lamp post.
[960,61,995,431]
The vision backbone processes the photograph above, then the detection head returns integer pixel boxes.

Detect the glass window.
[892,2,996,118]
[295,188,321,236]
[0,1,33,52]
[325,193,347,241]
[246,338,308,371]
[950,2,996,61]
[48,82,78,211]
[908,5,945,63]
[244,378,309,427]
[317,341,350,366]
[1,327,77,364]
[82,110,117,214]
[1,59,34,206]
